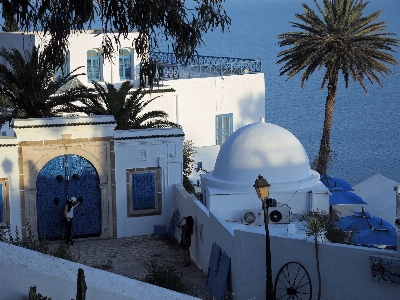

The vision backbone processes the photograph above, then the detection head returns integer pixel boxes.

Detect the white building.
[0,31,141,87]
[201,118,329,221]
[0,115,184,239]
[0,32,265,164]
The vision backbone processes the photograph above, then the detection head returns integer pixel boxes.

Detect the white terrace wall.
[114,128,184,237]
[174,184,400,300]
[0,242,198,300]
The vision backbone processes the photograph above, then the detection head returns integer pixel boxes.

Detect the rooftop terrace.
[150,52,262,80]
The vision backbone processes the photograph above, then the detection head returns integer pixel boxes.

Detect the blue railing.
[150,52,262,80]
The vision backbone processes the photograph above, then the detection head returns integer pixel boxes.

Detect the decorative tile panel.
[370,256,400,284]
[126,167,162,217]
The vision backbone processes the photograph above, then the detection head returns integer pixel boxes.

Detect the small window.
[54,53,70,81]
[119,48,131,80]
[216,113,233,145]
[87,49,101,81]
[126,168,162,217]
[0,179,10,228]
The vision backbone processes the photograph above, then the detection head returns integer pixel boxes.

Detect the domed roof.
[211,118,311,185]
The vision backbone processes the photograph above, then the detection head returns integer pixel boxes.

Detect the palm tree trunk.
[316,75,338,175]
[314,236,322,300]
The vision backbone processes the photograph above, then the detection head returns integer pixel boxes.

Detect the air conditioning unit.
[269,207,290,224]
[243,209,264,226]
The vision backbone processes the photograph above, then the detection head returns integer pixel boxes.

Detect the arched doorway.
[36,154,101,239]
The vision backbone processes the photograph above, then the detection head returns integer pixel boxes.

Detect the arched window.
[119,48,131,80]
[87,49,101,81]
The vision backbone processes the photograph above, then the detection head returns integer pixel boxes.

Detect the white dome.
[211,119,311,185]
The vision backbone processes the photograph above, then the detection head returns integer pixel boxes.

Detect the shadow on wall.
[2,158,13,174]
[237,80,265,125]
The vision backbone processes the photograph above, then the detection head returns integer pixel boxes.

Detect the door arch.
[36,154,101,239]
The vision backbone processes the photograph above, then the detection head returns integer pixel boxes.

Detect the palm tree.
[1,12,19,32]
[277,0,399,175]
[71,81,179,130]
[303,211,330,300]
[0,46,93,127]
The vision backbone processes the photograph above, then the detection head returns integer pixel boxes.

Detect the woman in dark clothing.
[177,216,194,267]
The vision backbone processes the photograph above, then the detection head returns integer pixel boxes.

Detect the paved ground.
[50,235,213,300]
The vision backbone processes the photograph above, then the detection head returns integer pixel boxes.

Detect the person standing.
[64,197,81,245]
[177,216,194,267]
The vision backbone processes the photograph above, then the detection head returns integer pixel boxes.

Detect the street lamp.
[254,174,275,300]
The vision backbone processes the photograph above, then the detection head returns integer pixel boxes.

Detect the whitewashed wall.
[202,188,329,222]
[0,242,198,300]
[0,31,140,87]
[67,31,140,86]
[12,115,116,141]
[174,184,400,300]
[146,73,266,147]
[114,128,184,237]
[0,138,20,230]
[0,33,39,54]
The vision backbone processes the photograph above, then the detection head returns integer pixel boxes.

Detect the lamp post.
[254,174,275,300]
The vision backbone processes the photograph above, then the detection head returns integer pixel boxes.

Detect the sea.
[192,0,400,186]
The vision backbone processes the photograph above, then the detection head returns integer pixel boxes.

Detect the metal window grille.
[119,48,131,79]
[215,113,233,145]
[131,173,156,210]
[87,50,101,81]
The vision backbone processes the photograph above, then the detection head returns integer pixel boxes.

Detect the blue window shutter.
[54,54,70,81]
[0,184,3,223]
[119,48,131,79]
[215,113,233,145]
[87,50,101,81]
[131,173,156,210]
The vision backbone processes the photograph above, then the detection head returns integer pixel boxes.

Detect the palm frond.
[277,0,399,91]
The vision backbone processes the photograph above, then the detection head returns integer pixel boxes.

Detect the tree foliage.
[183,140,197,194]
[1,12,19,32]
[0,46,94,127]
[0,0,231,87]
[277,0,399,175]
[66,80,180,130]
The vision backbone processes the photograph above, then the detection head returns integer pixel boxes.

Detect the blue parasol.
[329,187,367,205]
[336,211,397,247]
[320,174,354,191]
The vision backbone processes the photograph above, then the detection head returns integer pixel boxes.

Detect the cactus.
[76,268,87,300]
[29,268,86,300]
[29,286,51,300]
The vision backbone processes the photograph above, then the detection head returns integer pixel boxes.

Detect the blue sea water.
[195,0,400,186]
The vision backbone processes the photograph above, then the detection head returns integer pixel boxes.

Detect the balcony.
[150,52,262,80]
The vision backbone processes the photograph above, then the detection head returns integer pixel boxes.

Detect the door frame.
[18,137,116,239]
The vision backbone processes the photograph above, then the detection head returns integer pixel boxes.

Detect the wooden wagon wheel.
[274,262,312,300]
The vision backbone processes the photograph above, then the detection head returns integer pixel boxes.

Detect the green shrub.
[301,211,357,244]
[136,260,196,296]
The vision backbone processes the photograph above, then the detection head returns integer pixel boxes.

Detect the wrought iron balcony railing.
[150,52,262,80]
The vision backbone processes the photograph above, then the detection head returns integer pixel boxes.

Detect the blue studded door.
[36,154,101,239]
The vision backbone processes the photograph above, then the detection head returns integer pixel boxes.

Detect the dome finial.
[260,117,265,123]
